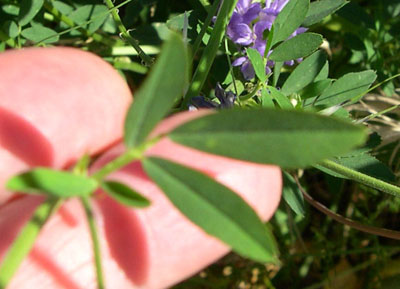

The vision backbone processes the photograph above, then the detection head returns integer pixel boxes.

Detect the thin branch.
[294,175,400,240]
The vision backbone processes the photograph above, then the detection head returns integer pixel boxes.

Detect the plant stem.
[239,81,262,101]
[104,0,153,67]
[0,198,62,289]
[294,175,400,240]
[191,0,220,62]
[80,196,105,289]
[318,159,400,197]
[92,136,161,181]
[182,0,238,108]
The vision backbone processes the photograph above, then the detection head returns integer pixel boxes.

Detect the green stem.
[92,136,161,181]
[191,0,220,62]
[224,38,238,97]
[80,196,104,289]
[356,104,400,124]
[0,198,62,289]
[43,0,114,46]
[319,159,400,197]
[112,60,148,74]
[295,175,400,240]
[182,0,238,108]
[111,45,160,56]
[239,81,262,101]
[104,0,153,67]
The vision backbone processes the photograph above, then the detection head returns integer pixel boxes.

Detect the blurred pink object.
[0,47,132,204]
[0,111,282,289]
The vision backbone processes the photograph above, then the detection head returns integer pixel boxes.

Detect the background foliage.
[1,0,400,288]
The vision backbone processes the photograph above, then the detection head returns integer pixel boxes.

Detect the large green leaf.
[315,70,377,107]
[302,0,348,26]
[281,50,327,96]
[6,168,97,198]
[269,33,323,62]
[271,0,309,46]
[124,33,189,147]
[18,0,44,26]
[142,157,279,263]
[169,108,367,168]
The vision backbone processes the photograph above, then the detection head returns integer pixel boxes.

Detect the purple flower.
[227,0,261,45]
[227,0,307,80]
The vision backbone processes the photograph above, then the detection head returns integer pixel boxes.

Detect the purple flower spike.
[227,0,307,80]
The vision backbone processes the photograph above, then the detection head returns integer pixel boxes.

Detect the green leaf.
[124,33,189,148]
[166,10,194,31]
[6,168,97,198]
[2,21,19,38]
[169,108,367,168]
[67,4,108,33]
[302,0,348,26]
[271,0,309,46]
[315,70,377,107]
[314,60,329,81]
[21,24,59,43]
[102,181,151,208]
[265,86,293,109]
[2,4,20,16]
[272,61,284,87]
[269,33,323,62]
[142,157,279,263]
[283,172,304,217]
[300,79,332,100]
[261,88,275,108]
[281,50,327,96]
[246,48,266,82]
[18,0,44,26]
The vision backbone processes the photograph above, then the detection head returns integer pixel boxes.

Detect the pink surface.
[0,149,28,205]
[0,111,282,289]
[0,47,132,203]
